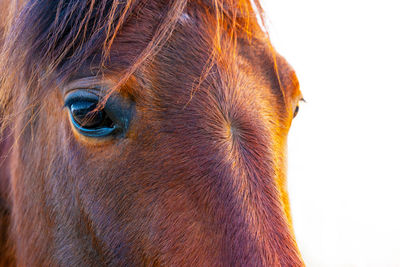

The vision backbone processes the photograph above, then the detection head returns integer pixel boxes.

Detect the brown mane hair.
[0,0,283,128]
[0,0,303,266]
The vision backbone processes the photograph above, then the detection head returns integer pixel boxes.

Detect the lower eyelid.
[69,113,119,137]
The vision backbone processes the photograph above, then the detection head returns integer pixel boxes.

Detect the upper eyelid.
[63,77,112,97]
[64,90,100,108]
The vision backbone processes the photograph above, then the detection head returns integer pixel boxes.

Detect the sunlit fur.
[0,0,303,266]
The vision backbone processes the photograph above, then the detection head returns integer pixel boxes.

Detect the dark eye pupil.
[70,101,109,129]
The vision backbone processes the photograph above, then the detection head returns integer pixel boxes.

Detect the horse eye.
[293,98,305,119]
[65,91,119,138]
[293,105,300,118]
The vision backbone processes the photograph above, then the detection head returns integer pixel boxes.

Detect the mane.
[0,0,267,132]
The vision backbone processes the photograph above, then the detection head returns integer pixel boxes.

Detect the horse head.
[0,0,303,266]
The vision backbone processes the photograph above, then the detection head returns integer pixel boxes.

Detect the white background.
[261,0,400,266]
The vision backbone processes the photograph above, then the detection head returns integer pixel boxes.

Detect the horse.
[0,0,304,266]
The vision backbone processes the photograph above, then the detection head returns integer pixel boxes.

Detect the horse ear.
[275,54,303,118]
